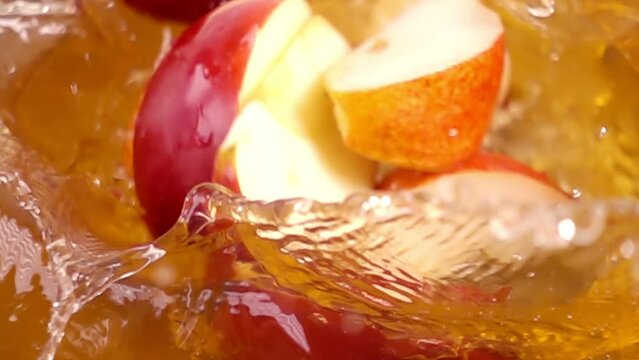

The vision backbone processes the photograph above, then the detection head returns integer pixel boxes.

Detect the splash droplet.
[526,0,556,18]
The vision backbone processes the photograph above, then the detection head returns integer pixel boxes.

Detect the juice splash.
[485,0,639,198]
[1,0,185,249]
[1,1,639,360]
[2,131,639,359]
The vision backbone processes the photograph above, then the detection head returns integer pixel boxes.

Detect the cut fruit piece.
[376,153,568,284]
[253,16,350,134]
[377,151,561,191]
[214,16,375,203]
[133,0,311,235]
[325,0,505,172]
[215,101,375,202]
[375,167,568,282]
[405,170,567,205]
[238,0,312,104]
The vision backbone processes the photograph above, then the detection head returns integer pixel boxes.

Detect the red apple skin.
[210,280,517,360]
[133,0,279,236]
[205,248,515,360]
[124,0,231,22]
[377,151,563,192]
[202,153,528,359]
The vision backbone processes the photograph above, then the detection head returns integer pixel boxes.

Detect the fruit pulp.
[1,0,639,359]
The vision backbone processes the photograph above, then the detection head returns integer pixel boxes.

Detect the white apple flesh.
[326,0,504,91]
[325,0,506,172]
[238,0,311,103]
[219,101,374,202]
[215,17,376,202]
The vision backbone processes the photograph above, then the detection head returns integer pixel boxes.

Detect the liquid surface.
[0,0,639,359]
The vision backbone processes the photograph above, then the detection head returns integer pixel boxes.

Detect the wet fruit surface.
[132,0,280,236]
[211,281,517,360]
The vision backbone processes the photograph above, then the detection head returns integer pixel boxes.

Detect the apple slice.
[216,100,375,202]
[375,169,568,281]
[408,170,567,206]
[253,16,350,134]
[133,0,311,235]
[213,16,376,203]
[375,153,568,282]
[325,0,505,172]
[378,151,560,191]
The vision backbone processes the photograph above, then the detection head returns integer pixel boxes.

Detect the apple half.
[325,0,506,172]
[376,152,569,282]
[133,0,311,235]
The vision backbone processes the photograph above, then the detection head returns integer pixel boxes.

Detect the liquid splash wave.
[1,125,639,358]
